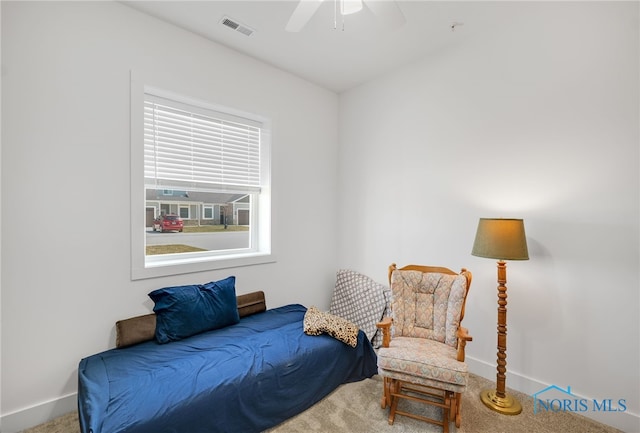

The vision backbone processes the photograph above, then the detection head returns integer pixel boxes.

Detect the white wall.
[1,2,338,430]
[338,2,639,431]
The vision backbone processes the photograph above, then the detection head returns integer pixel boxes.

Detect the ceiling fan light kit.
[341,0,363,15]
[285,0,405,32]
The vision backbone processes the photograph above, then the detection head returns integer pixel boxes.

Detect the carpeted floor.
[22,373,622,433]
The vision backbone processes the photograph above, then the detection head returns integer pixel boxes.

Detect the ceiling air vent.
[221,16,255,37]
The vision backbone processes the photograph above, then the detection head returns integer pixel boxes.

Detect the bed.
[77,279,377,433]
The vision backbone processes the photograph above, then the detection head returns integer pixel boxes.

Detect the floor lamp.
[471,218,529,415]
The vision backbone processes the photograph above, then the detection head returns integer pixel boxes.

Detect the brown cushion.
[116,314,156,348]
[237,291,267,317]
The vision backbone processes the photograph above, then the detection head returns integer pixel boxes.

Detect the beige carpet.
[22,374,622,433]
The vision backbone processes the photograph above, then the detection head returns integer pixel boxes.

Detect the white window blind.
[144,94,261,191]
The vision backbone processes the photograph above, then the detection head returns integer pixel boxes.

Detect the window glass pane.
[146,187,251,257]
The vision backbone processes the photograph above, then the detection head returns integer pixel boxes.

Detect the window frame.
[179,205,190,220]
[203,205,214,220]
[130,72,274,280]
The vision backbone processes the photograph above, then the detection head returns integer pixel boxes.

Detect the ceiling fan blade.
[285,0,325,32]
[364,0,406,30]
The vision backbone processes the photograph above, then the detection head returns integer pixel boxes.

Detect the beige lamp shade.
[472,218,529,261]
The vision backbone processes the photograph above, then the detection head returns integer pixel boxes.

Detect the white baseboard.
[467,356,640,433]
[0,392,77,433]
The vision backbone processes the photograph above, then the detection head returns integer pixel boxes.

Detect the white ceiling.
[121,1,505,93]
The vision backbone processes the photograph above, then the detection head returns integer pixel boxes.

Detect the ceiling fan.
[285,0,406,32]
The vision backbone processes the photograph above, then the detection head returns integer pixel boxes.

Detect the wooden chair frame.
[377,263,472,432]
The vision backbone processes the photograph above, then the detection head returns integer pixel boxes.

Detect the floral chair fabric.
[377,336,467,393]
[390,270,468,348]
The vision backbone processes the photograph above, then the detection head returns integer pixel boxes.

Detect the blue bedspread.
[78,304,377,433]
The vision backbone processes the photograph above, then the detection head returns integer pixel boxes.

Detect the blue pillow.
[148,276,240,344]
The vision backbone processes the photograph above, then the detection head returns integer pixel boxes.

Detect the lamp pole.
[479,260,522,414]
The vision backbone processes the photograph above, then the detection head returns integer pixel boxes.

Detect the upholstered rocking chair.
[376,263,472,432]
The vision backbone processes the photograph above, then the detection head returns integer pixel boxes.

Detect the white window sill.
[131,252,276,280]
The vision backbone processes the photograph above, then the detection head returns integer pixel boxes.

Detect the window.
[203,205,214,220]
[130,79,273,279]
[179,206,190,220]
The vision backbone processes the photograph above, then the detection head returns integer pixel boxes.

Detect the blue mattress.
[78,304,377,433]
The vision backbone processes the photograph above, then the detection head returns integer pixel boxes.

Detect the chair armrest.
[456,326,472,362]
[457,326,472,341]
[376,317,393,348]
